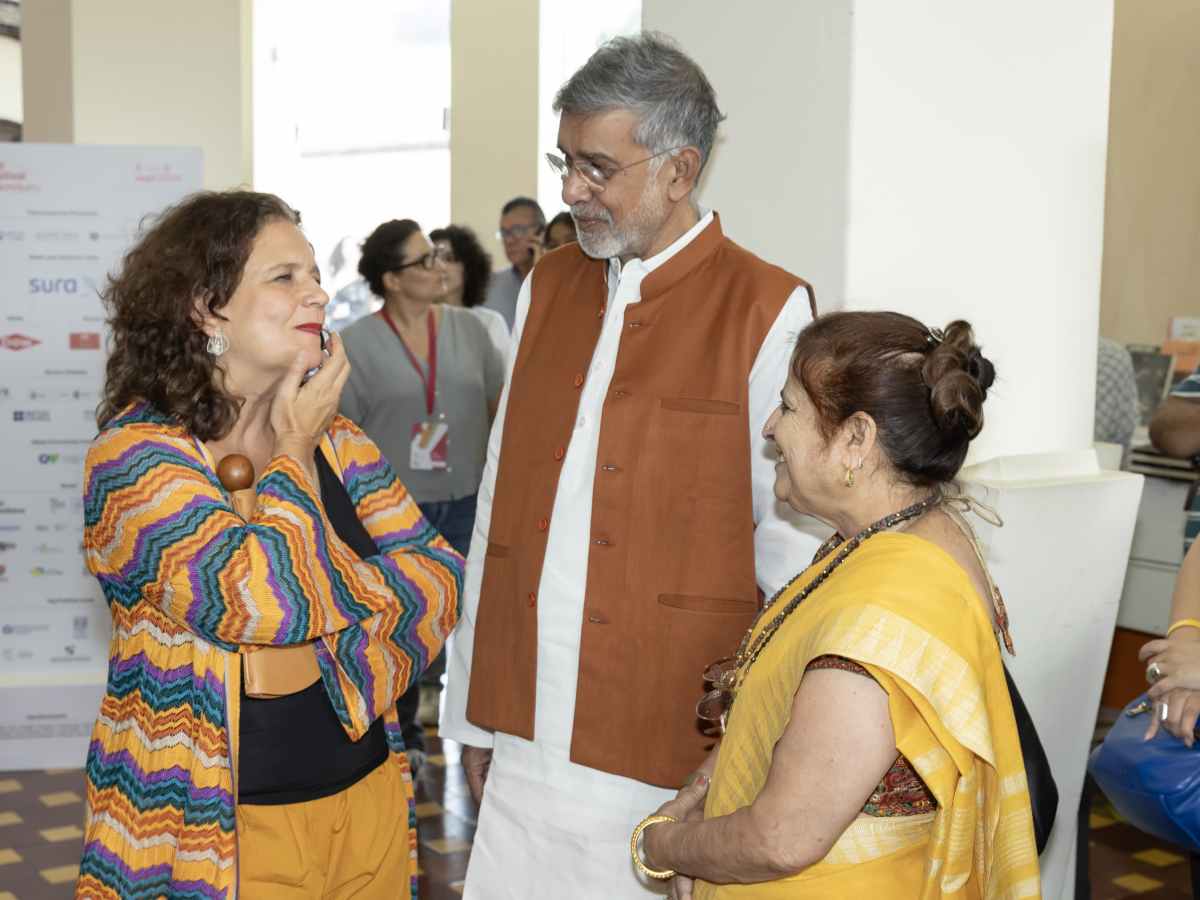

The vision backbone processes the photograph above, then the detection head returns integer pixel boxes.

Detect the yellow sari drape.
[695,533,1040,899]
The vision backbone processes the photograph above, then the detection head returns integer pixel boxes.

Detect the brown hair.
[97,190,299,440]
[358,219,421,298]
[791,311,995,486]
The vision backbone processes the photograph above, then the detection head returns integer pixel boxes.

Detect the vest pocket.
[660,397,740,415]
[657,594,756,614]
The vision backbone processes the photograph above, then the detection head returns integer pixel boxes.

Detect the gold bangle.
[1168,618,1200,637]
[630,814,678,880]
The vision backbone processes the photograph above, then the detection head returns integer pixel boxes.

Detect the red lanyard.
[378,307,438,415]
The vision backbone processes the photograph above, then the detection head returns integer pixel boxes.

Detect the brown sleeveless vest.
[466,215,813,787]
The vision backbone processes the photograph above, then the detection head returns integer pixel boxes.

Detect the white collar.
[606,207,714,282]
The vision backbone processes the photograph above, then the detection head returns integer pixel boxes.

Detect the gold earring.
[845,467,855,488]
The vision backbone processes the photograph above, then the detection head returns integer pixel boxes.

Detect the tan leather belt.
[242,644,321,699]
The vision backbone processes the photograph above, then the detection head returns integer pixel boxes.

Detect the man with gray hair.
[441,32,823,896]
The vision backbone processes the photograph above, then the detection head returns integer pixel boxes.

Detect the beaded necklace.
[698,494,940,732]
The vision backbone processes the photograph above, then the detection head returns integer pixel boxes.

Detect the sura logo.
[0,334,40,351]
[28,275,98,297]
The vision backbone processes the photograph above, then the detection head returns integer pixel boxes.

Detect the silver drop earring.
[206,330,229,356]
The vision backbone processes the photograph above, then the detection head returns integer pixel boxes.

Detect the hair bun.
[921,320,994,439]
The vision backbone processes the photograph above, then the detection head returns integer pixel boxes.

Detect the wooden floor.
[0,728,1196,898]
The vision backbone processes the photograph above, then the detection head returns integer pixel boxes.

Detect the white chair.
[962,449,1143,900]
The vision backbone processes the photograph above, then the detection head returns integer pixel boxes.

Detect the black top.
[237,450,390,805]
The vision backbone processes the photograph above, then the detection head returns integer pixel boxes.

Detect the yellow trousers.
[236,758,413,899]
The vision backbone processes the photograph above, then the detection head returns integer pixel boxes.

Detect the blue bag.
[1088,693,1200,851]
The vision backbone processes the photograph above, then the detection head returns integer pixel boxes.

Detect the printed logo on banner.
[134,162,183,184]
[37,453,85,469]
[0,228,24,241]
[0,541,15,552]
[33,231,82,243]
[68,332,101,350]
[14,410,50,422]
[29,276,99,296]
[0,161,37,192]
[31,566,65,577]
[0,624,49,637]
[88,230,126,243]
[0,334,41,351]
[73,616,89,639]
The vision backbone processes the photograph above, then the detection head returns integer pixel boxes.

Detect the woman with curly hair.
[430,224,510,359]
[80,190,462,899]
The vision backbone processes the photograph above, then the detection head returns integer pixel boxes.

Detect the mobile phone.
[302,328,330,383]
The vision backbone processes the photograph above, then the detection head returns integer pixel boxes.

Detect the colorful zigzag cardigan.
[77,403,463,899]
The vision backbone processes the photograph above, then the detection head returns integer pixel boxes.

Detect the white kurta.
[441,212,828,898]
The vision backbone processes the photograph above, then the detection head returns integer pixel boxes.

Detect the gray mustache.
[571,206,613,225]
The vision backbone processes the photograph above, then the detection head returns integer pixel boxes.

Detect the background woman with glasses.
[339,218,505,764]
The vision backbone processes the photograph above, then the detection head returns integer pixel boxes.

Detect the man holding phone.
[482,196,545,330]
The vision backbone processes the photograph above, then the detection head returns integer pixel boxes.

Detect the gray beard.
[572,179,667,262]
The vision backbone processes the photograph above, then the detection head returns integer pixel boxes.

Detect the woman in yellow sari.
[633,313,1040,899]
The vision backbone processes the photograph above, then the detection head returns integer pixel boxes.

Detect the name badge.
[410,417,449,471]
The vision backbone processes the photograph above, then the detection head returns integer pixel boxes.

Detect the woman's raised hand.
[270,332,351,457]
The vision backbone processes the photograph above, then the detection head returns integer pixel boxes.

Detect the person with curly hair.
[80,190,462,899]
[431,224,510,359]
[338,219,505,753]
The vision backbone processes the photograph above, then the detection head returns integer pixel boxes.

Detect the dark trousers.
[395,493,477,752]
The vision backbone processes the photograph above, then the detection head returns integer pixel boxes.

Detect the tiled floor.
[0,730,1195,898]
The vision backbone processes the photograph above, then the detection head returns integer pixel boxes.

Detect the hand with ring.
[1140,686,1200,746]
[1139,637,1200,697]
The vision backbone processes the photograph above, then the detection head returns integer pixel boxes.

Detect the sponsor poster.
[0,145,201,769]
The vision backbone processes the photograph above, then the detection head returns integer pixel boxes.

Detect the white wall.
[643,0,1115,463]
